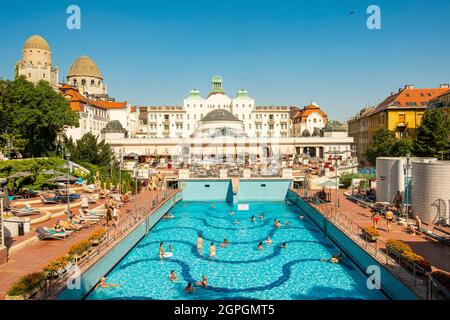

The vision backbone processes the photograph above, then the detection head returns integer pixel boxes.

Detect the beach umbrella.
[46,175,78,183]
[7,171,32,179]
[41,169,64,175]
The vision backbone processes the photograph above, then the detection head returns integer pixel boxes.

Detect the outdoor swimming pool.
[86,200,387,300]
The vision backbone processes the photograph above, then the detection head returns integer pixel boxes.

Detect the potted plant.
[5,272,46,300]
[44,256,73,279]
[401,251,432,274]
[361,226,380,242]
[88,229,107,246]
[68,240,92,261]
[386,239,412,256]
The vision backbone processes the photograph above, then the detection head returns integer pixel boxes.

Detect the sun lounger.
[77,209,103,221]
[36,226,72,240]
[420,224,450,246]
[40,195,60,204]
[12,207,40,217]
[60,220,84,231]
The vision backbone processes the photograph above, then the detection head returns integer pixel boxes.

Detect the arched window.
[81,79,86,85]
[91,80,95,86]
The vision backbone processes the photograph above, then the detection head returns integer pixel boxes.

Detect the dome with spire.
[23,35,50,51]
[67,55,103,79]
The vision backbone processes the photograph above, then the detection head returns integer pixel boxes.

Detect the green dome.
[322,120,347,132]
[101,120,127,134]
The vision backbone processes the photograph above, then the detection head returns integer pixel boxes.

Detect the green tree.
[0,76,79,157]
[414,109,450,159]
[70,133,114,166]
[391,137,414,157]
[364,128,397,165]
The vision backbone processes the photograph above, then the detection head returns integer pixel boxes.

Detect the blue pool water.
[86,201,387,300]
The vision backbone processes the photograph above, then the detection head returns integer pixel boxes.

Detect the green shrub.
[401,251,432,272]
[6,272,46,297]
[386,239,412,254]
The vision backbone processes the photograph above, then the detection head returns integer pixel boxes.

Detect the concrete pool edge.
[57,192,183,300]
[287,190,417,300]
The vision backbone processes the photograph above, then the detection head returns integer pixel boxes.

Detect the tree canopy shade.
[62,133,114,167]
[0,76,79,158]
[413,109,450,159]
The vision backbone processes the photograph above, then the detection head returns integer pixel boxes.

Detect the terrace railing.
[296,190,445,300]
[36,189,177,300]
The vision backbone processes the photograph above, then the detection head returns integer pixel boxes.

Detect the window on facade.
[81,79,86,85]
[91,80,95,86]
[398,114,406,123]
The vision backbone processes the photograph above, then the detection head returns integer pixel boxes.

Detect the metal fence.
[298,191,445,300]
[37,190,176,300]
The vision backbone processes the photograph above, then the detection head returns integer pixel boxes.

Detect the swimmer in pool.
[275,221,282,228]
[159,242,165,259]
[209,242,217,257]
[162,213,168,220]
[168,244,174,251]
[196,276,207,288]
[219,239,229,248]
[299,215,305,220]
[273,219,277,226]
[197,234,203,252]
[285,220,291,225]
[251,215,256,222]
[211,204,216,209]
[257,242,263,250]
[321,253,343,264]
[233,219,239,225]
[265,236,272,245]
[259,213,265,221]
[169,270,178,282]
[96,277,120,288]
[281,242,287,249]
[230,210,235,216]
[185,282,195,294]
[169,213,174,219]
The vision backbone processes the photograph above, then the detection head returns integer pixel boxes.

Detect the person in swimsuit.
[265,236,272,245]
[371,212,380,229]
[259,213,265,221]
[251,215,256,222]
[169,270,178,282]
[209,243,217,257]
[281,242,287,249]
[230,210,235,216]
[168,244,174,251]
[257,242,263,250]
[185,282,195,294]
[96,277,120,288]
[219,239,229,248]
[159,242,165,259]
[196,276,207,288]
[197,234,203,252]
[385,210,394,232]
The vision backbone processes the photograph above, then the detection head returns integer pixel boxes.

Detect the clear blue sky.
[1,0,450,121]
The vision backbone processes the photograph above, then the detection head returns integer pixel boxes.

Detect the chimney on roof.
[440,84,450,89]
[404,84,415,90]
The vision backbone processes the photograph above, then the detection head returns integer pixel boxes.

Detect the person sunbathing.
[54,221,66,233]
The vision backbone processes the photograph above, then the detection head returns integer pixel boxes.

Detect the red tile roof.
[59,85,126,112]
[368,87,449,116]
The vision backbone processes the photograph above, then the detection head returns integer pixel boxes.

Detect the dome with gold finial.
[23,35,50,51]
[67,55,103,79]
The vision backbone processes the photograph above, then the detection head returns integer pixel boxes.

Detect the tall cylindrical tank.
[376,158,406,203]
[412,160,450,225]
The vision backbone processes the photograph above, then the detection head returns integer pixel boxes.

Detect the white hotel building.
[15,35,356,169]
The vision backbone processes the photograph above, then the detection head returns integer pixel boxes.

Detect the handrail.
[296,191,446,300]
[35,189,178,300]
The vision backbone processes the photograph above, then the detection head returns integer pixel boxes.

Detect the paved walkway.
[307,189,450,273]
[0,189,174,299]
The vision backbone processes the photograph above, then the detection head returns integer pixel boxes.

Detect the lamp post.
[133,160,139,220]
[329,150,343,209]
[118,150,123,194]
[403,153,412,220]
[65,152,71,213]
